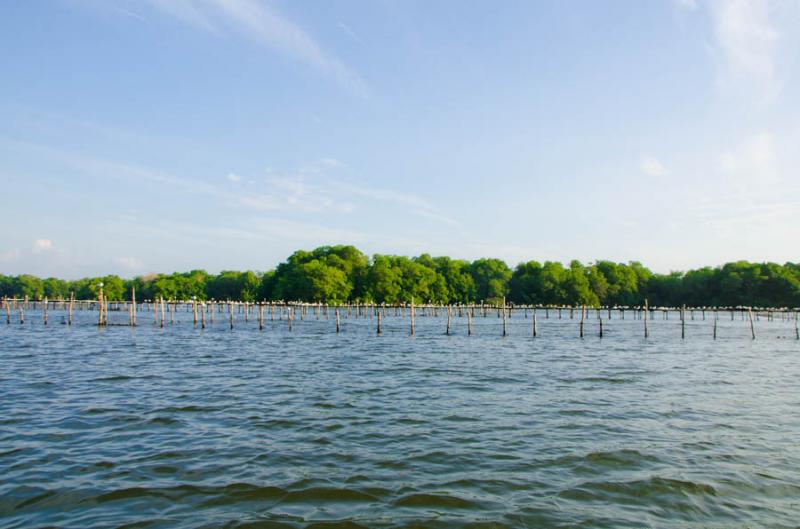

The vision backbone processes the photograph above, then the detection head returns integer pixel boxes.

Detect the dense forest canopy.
[2,246,799,307]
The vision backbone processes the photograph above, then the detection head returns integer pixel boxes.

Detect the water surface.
[2,310,799,528]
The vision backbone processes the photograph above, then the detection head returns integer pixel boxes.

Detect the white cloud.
[718,131,776,178]
[640,155,669,177]
[146,0,367,96]
[0,248,20,263]
[32,239,53,253]
[675,0,697,9]
[340,183,460,227]
[710,0,780,103]
[114,256,145,271]
[227,172,242,183]
[321,158,347,168]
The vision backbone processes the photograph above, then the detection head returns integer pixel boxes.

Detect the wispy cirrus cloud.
[142,0,367,96]
[338,21,364,45]
[709,0,780,103]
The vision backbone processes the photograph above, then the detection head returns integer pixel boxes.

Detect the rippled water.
[2,309,800,528]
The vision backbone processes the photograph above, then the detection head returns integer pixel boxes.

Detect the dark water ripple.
[2,311,800,528]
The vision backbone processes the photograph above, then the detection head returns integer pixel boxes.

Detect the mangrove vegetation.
[2,246,799,307]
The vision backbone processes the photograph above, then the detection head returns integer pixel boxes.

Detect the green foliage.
[2,248,799,307]
[469,258,511,303]
[270,246,367,302]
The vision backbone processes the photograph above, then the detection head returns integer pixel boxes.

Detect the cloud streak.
[145,0,367,96]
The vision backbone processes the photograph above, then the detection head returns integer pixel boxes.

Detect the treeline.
[2,246,799,307]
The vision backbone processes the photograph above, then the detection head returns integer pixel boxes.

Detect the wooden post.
[68,292,74,326]
[258,304,264,330]
[201,303,206,329]
[467,311,472,336]
[19,305,24,325]
[229,302,234,330]
[192,299,198,326]
[579,304,585,338]
[335,309,340,333]
[98,286,105,326]
[169,300,175,324]
[748,307,755,339]
[377,311,382,335]
[713,313,717,340]
[131,287,136,326]
[532,308,537,337]
[644,299,649,338]
[681,304,685,340]
[599,313,603,338]
[43,297,48,326]
[502,297,507,337]
[4,297,10,325]
[446,306,451,335]
[795,311,799,340]
[160,297,165,328]
[410,298,415,336]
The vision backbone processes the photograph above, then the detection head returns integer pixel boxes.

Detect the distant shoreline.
[2,245,798,308]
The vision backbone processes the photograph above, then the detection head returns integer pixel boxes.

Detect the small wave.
[442,414,480,423]
[393,492,480,509]
[283,487,379,503]
[0,447,24,458]
[81,407,118,415]
[151,405,221,413]
[92,375,135,382]
[559,476,717,504]
[560,376,633,384]
[145,417,182,426]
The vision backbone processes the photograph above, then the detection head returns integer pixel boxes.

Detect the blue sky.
[1,0,799,278]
